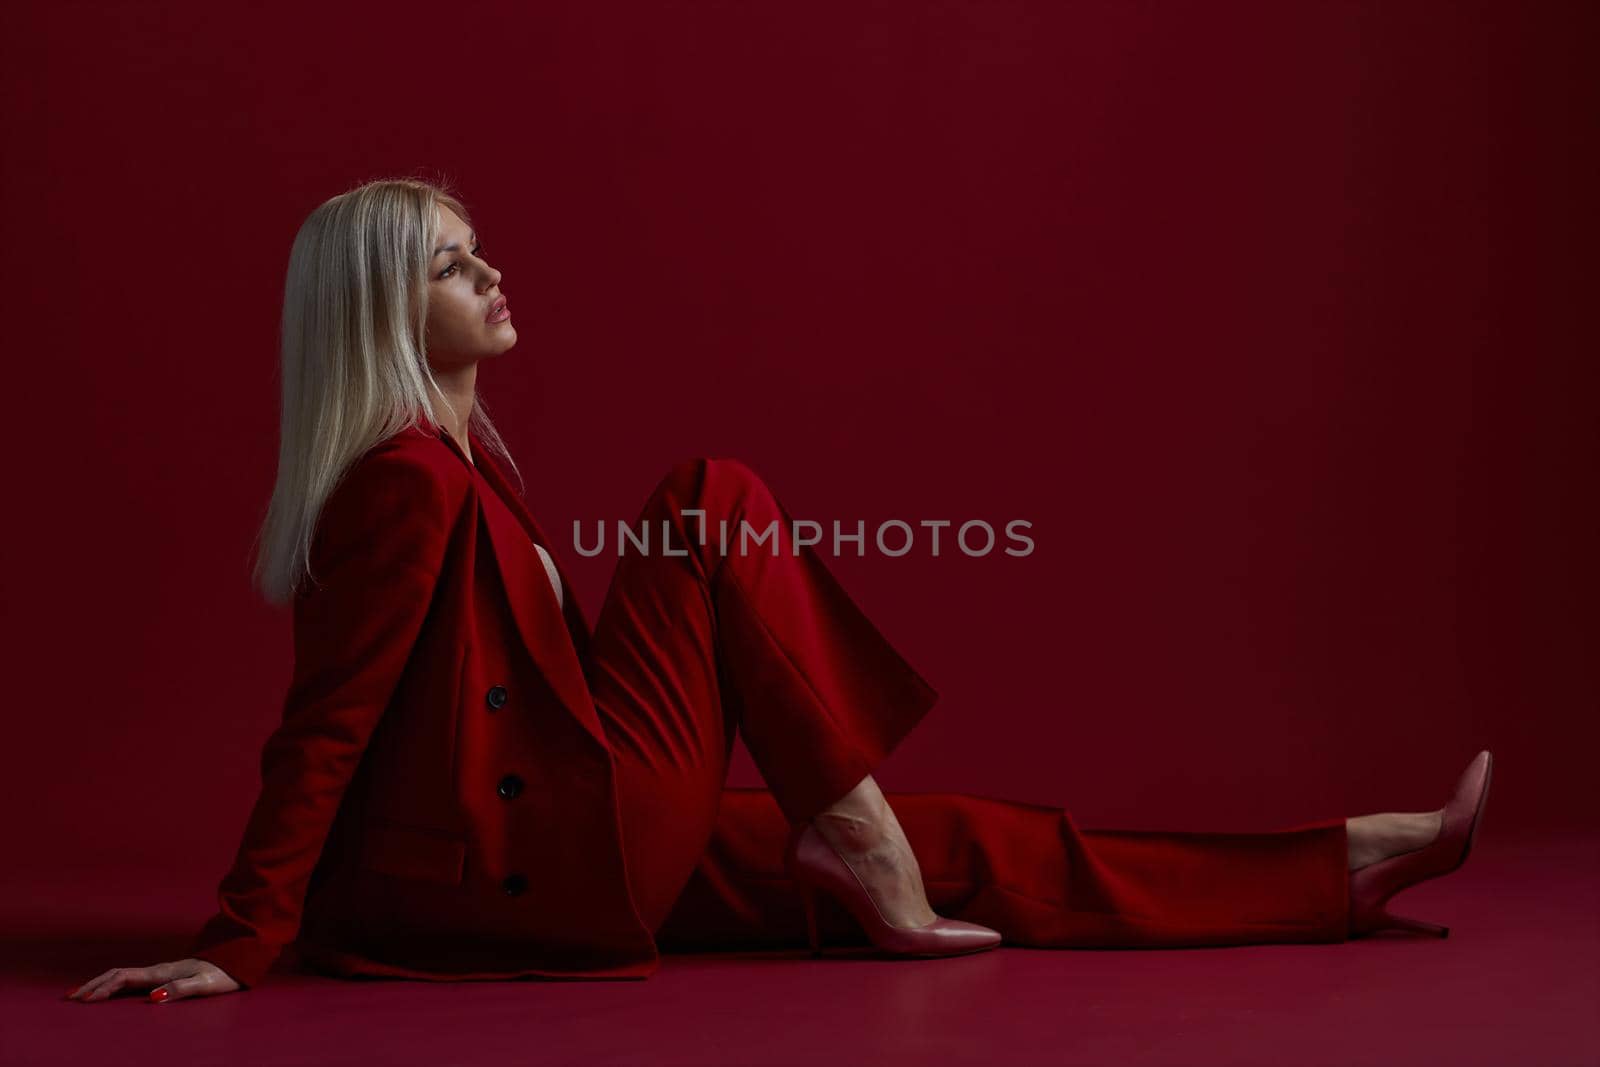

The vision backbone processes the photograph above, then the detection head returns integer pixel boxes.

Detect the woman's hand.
[65,958,241,1003]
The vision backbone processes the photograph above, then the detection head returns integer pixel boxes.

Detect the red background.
[4,0,1593,883]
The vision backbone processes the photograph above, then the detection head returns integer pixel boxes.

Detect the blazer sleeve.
[186,450,456,990]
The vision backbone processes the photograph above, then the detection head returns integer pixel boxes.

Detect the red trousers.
[583,458,1350,950]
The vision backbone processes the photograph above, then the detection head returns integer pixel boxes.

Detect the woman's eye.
[438,245,483,279]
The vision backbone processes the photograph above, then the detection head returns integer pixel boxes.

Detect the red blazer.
[188,423,659,988]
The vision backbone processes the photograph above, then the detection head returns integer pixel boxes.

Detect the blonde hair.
[251,175,523,606]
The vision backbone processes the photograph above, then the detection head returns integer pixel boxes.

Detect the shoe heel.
[1381,911,1450,939]
[1354,892,1452,939]
[798,883,822,957]
[785,819,1002,959]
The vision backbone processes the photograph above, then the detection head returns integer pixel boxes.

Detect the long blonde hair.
[251,175,523,606]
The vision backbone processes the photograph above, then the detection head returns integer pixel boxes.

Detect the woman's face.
[424,204,515,370]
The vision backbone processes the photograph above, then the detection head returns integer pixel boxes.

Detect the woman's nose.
[480,263,503,290]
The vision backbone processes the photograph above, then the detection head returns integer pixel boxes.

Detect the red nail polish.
[150,988,170,1003]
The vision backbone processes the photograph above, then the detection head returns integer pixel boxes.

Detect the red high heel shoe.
[784,821,1002,958]
[1349,749,1493,939]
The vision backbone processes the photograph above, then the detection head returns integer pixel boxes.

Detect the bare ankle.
[814,775,893,849]
[814,808,890,854]
[1347,810,1444,871]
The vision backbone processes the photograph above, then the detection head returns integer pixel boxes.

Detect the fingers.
[67,961,187,1004]
[67,960,239,1004]
[147,974,211,1004]
[67,965,165,1003]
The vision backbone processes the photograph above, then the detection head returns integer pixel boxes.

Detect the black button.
[497,774,524,800]
[486,685,508,710]
[503,873,529,896]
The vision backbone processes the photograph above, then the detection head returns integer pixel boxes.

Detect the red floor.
[7,831,1596,1066]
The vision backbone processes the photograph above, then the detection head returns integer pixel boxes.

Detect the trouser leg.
[656,787,1351,949]
[586,457,939,935]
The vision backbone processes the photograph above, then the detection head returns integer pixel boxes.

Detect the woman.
[66,178,1493,1004]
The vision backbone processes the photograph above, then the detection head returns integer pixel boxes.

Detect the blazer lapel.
[442,428,607,751]
[473,443,594,661]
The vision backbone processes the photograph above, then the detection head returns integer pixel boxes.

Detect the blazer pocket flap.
[359,819,467,885]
